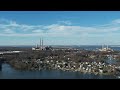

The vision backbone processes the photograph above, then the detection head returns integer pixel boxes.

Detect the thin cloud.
[112,19,120,24]
[4,29,15,34]
[57,20,72,25]
[0,18,120,38]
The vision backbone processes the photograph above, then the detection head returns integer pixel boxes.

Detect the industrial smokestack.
[36,44,38,48]
[102,44,103,49]
[107,45,108,50]
[36,44,37,48]
[42,38,43,50]
[40,38,41,49]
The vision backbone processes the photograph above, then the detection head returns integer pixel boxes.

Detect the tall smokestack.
[40,38,41,49]
[36,44,37,48]
[102,44,103,49]
[36,44,38,48]
[42,38,43,50]
[107,45,108,50]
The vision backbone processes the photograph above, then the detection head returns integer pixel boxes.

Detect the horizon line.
[0,44,120,46]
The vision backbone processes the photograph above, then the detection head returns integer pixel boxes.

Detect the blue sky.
[1,11,120,45]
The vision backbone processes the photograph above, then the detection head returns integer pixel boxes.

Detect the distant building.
[45,46,53,51]
[32,38,45,51]
[32,38,53,51]
[32,44,41,50]
[98,45,113,52]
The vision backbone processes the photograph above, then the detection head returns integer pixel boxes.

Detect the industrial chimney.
[42,38,43,50]
[40,38,41,50]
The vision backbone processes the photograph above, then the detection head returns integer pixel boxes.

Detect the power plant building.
[32,38,44,50]
[98,44,113,52]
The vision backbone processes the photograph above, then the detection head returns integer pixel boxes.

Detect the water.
[0,45,120,79]
[0,63,117,79]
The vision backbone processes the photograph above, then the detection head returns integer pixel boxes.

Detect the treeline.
[2,49,118,63]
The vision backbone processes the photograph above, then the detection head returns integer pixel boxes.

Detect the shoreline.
[8,64,116,76]
[8,60,119,76]
[1,48,120,77]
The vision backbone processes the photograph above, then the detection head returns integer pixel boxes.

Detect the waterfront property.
[0,45,120,77]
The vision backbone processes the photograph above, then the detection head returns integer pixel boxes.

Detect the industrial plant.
[32,38,53,51]
[32,38,44,51]
[98,44,113,52]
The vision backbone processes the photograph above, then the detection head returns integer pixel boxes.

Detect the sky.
[1,11,120,45]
